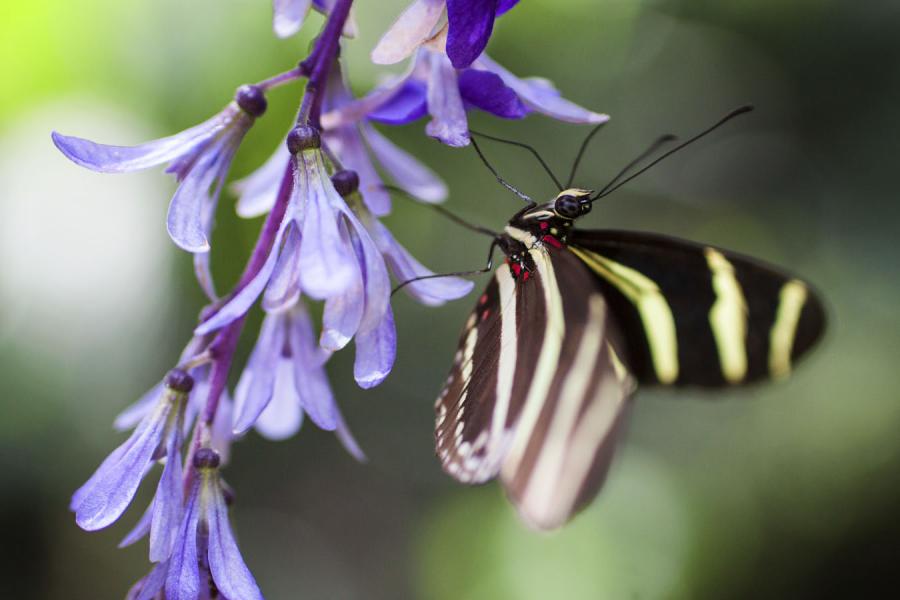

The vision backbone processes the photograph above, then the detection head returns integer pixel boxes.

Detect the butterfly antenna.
[592,105,754,200]
[593,133,679,197]
[392,239,500,297]
[469,129,563,190]
[380,185,499,237]
[565,121,608,188]
[469,135,534,204]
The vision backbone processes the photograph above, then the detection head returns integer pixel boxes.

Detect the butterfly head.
[552,189,594,220]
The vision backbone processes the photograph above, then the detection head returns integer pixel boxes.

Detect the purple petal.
[273,0,312,38]
[119,500,153,548]
[149,425,184,562]
[362,122,447,203]
[50,113,226,173]
[232,313,285,435]
[367,80,429,125]
[446,0,498,69]
[211,391,234,465]
[74,403,170,531]
[424,52,470,147]
[458,69,528,119]
[335,410,367,462]
[296,151,357,299]
[321,262,363,351]
[114,384,162,431]
[193,196,220,299]
[234,143,290,218]
[343,212,391,335]
[354,305,397,389]
[372,220,474,305]
[262,220,302,312]
[127,560,168,600]
[475,55,610,124]
[165,481,202,600]
[321,74,411,130]
[207,478,264,600]
[371,0,446,65]
[323,127,392,217]
[255,358,304,440]
[289,306,337,431]
[497,0,519,14]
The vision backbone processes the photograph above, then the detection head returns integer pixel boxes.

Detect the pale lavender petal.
[458,69,528,119]
[165,482,201,600]
[255,358,304,440]
[425,52,470,146]
[262,220,302,312]
[296,151,357,299]
[234,143,290,218]
[373,220,473,305]
[207,479,263,600]
[362,122,447,202]
[371,0,445,65]
[149,425,184,562]
[335,411,367,462]
[114,384,162,431]
[211,391,234,465]
[127,560,168,600]
[354,305,397,389]
[193,194,220,299]
[51,114,225,173]
[324,127,392,217]
[74,403,170,530]
[446,0,497,69]
[321,74,411,129]
[343,212,391,334]
[289,306,337,431]
[320,259,363,351]
[367,80,428,125]
[475,55,610,124]
[194,220,288,335]
[165,147,220,252]
[233,313,285,435]
[273,0,312,38]
[119,500,153,548]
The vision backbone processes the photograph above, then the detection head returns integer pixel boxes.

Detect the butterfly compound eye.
[554,195,582,219]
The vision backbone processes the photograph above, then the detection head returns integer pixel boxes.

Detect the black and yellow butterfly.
[431,111,826,530]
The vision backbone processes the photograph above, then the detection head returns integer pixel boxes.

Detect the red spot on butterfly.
[511,263,522,276]
[542,235,563,249]
[482,309,491,319]
[479,293,488,305]
[539,222,549,231]
[522,270,531,282]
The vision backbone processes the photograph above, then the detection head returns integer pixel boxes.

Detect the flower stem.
[297,0,354,128]
[256,67,304,92]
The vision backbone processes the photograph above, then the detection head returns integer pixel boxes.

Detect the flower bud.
[235,84,267,117]
[193,447,221,470]
[331,169,359,197]
[286,124,321,154]
[165,368,194,393]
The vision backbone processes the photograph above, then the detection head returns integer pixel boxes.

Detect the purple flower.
[324,48,608,147]
[373,0,520,68]
[71,370,192,549]
[126,449,263,600]
[52,85,269,298]
[232,303,366,459]
[272,0,358,39]
[196,129,472,387]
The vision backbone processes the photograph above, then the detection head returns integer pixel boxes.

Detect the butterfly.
[429,109,826,530]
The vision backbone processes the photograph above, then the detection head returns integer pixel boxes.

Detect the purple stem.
[298,0,353,128]
[257,67,304,92]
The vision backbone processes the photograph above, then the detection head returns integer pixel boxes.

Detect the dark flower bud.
[235,84,267,117]
[165,368,194,393]
[287,124,321,153]
[331,169,359,197]
[193,448,221,470]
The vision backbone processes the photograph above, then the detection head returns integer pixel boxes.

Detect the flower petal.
[372,220,473,305]
[343,212,391,335]
[458,68,528,119]
[424,52,470,146]
[119,500,154,548]
[497,0,519,15]
[207,478,264,600]
[262,219,302,312]
[362,122,447,203]
[114,384,162,431]
[273,0,312,38]
[371,0,446,65]
[255,357,304,440]
[232,313,284,435]
[234,143,290,218]
[367,80,429,125]
[320,260,364,351]
[289,306,337,431]
[446,0,498,69]
[354,305,397,389]
[126,560,168,600]
[211,391,234,465]
[476,55,610,124]
[335,410,367,462]
[165,481,202,600]
[324,126,392,217]
[51,113,226,173]
[149,423,184,562]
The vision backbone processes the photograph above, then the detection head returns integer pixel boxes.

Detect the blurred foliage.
[1,0,899,598]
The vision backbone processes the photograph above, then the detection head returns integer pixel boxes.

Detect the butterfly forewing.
[570,229,826,387]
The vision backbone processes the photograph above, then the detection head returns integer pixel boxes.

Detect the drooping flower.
[196,127,472,388]
[125,448,263,600]
[71,370,192,551]
[373,0,520,69]
[52,85,269,298]
[324,48,608,147]
[234,62,447,220]
[232,303,365,459]
[272,0,358,39]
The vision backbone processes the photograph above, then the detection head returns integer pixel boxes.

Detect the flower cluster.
[53,0,605,596]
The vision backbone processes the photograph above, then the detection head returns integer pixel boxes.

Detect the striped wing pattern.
[570,229,826,387]
[435,245,636,530]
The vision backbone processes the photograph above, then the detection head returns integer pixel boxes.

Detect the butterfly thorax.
[501,188,594,281]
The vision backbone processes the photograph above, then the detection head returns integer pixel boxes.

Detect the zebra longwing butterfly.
[432,118,826,531]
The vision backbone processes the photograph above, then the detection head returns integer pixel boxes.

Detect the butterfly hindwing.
[569,229,826,387]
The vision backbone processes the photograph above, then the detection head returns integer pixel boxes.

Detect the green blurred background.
[2,0,899,598]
